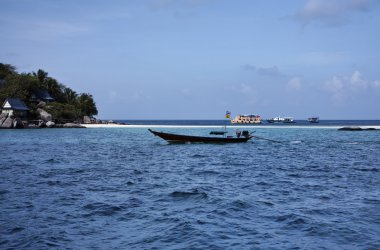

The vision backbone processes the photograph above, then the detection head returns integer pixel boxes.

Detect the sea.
[1,120,380,249]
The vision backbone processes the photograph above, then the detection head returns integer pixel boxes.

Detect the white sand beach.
[81,124,380,129]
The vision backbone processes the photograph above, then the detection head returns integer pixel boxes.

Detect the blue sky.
[1,0,380,119]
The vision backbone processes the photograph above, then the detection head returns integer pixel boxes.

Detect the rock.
[13,118,24,128]
[83,116,91,124]
[1,117,14,128]
[37,108,52,122]
[63,123,85,128]
[38,120,46,128]
[27,124,39,129]
[37,101,46,108]
[338,126,377,131]
[0,113,8,127]
[0,112,8,120]
[46,121,56,128]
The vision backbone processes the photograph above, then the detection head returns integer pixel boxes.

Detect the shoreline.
[81,124,380,129]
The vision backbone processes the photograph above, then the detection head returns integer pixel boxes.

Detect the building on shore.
[1,98,29,118]
[30,89,55,103]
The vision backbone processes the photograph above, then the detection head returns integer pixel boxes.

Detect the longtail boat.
[148,129,252,143]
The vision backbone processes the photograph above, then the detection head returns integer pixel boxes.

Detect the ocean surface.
[1,120,380,249]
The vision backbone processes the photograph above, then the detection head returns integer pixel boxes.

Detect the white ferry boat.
[231,114,262,124]
[266,116,285,123]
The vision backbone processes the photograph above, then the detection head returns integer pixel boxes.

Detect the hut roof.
[31,89,55,102]
[2,98,29,111]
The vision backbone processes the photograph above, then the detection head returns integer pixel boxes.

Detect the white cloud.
[325,70,380,102]
[242,64,284,77]
[293,0,376,26]
[288,77,302,90]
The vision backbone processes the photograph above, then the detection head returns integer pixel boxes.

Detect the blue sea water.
[1,122,380,249]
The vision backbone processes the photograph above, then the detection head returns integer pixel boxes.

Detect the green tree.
[63,87,78,104]
[77,93,98,117]
[0,63,17,79]
[31,69,65,102]
[0,74,39,103]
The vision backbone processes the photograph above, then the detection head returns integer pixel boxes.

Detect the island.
[0,63,98,129]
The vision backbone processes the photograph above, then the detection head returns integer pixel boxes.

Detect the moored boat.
[283,117,295,123]
[148,129,253,143]
[231,114,262,124]
[308,117,319,123]
[267,116,285,123]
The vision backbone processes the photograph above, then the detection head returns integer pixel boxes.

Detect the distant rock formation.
[83,116,91,124]
[13,118,24,128]
[0,113,8,126]
[1,117,14,128]
[338,126,377,131]
[0,113,85,129]
[63,123,85,128]
[46,121,55,128]
[37,108,52,122]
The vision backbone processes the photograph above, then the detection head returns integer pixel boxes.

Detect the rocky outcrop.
[0,113,8,126]
[338,126,377,131]
[46,121,55,128]
[1,117,14,128]
[83,116,91,124]
[63,123,85,128]
[13,118,24,128]
[38,120,46,128]
[37,101,46,108]
[37,108,52,122]
[0,115,86,129]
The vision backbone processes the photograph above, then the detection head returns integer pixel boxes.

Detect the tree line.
[0,63,98,121]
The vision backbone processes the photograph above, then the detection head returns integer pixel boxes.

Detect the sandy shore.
[81,124,380,129]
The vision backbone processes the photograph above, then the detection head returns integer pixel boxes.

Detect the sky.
[1,0,380,119]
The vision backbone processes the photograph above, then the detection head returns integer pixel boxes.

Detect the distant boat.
[283,117,295,123]
[308,117,319,123]
[231,114,262,124]
[267,116,285,123]
[148,129,253,143]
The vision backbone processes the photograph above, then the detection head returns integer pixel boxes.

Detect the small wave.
[0,189,10,195]
[275,214,308,229]
[170,188,208,200]
[257,200,274,206]
[196,170,220,175]
[229,199,251,210]
[45,158,61,163]
[363,198,380,205]
[83,202,125,217]
[290,140,302,144]
[9,227,25,234]
[353,167,379,172]
[191,154,208,158]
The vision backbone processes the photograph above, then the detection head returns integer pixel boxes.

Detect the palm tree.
[63,87,77,104]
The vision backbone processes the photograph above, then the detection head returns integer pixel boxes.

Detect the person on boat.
[236,129,241,138]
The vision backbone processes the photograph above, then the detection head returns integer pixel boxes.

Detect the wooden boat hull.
[148,129,252,143]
